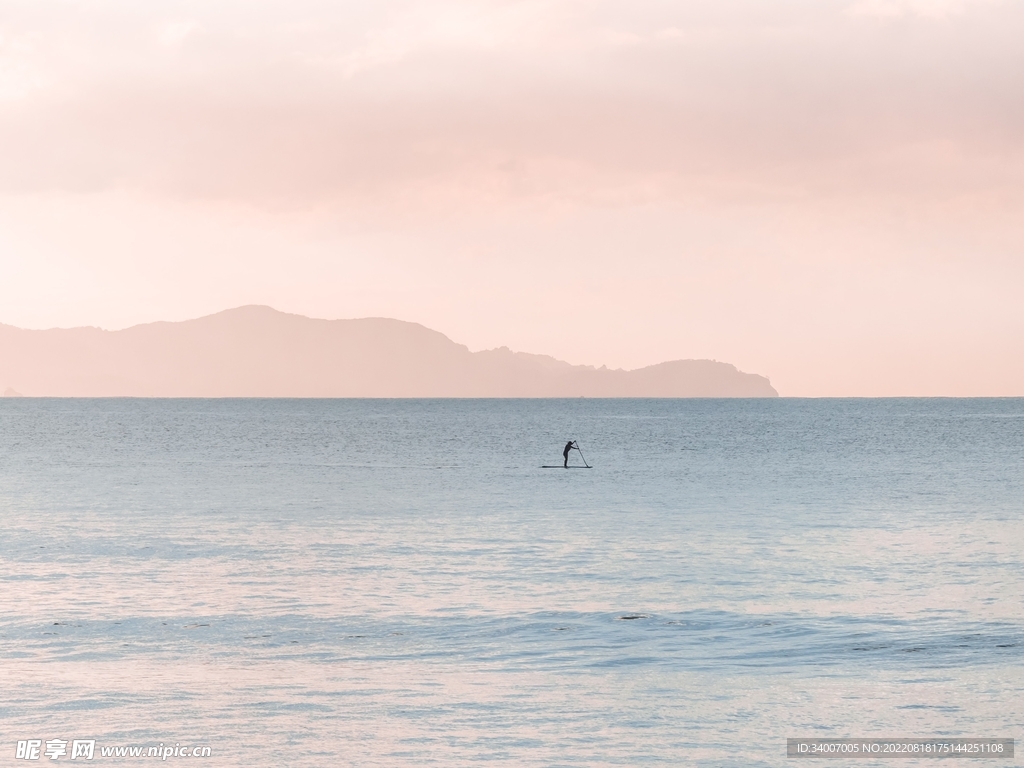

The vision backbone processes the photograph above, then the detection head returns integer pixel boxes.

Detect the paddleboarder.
[563,440,577,468]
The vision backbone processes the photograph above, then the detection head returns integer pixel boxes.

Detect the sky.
[1,0,1022,396]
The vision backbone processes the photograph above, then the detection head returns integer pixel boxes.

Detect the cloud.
[0,0,1020,214]
[157,20,201,48]
[846,0,1000,19]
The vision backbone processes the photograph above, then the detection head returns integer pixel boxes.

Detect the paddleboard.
[540,465,592,469]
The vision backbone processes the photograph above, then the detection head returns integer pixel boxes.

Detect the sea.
[1,398,1021,766]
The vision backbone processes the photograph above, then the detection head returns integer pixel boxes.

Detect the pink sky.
[1,0,1022,396]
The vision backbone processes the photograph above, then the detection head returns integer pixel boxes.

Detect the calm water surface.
[1,399,1022,765]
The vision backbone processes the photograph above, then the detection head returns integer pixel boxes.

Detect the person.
[563,440,577,468]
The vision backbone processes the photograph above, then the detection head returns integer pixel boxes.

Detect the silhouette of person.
[563,440,577,468]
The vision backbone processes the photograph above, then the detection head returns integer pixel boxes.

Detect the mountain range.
[0,306,777,397]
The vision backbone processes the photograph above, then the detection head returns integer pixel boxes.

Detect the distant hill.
[0,306,777,397]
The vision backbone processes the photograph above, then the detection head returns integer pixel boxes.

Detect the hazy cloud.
[1,0,1021,210]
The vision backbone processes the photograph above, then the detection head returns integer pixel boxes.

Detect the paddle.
[574,442,591,468]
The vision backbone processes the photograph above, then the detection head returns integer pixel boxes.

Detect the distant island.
[0,306,777,397]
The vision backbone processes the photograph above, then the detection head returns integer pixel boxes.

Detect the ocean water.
[0,398,1021,766]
